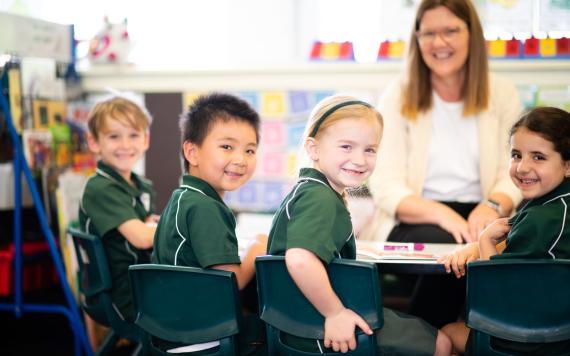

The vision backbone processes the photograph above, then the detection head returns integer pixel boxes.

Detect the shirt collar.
[96,160,142,197]
[517,179,570,213]
[298,168,344,201]
[181,175,225,204]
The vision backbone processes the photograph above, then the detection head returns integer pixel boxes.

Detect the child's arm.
[438,242,480,278]
[285,248,372,353]
[212,234,267,290]
[479,218,511,260]
[117,219,156,249]
[439,239,509,278]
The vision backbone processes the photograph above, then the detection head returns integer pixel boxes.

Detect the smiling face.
[88,116,149,181]
[418,6,470,84]
[509,127,570,200]
[184,118,257,197]
[307,117,382,194]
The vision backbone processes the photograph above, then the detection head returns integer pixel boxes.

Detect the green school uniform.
[268,168,437,355]
[79,160,155,321]
[151,175,265,356]
[484,178,570,355]
[151,174,240,267]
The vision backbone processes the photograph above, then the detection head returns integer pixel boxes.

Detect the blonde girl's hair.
[296,94,384,173]
[87,96,152,139]
[401,0,488,120]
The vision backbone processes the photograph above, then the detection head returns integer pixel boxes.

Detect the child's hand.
[146,214,160,224]
[479,218,510,245]
[324,308,372,353]
[438,243,479,278]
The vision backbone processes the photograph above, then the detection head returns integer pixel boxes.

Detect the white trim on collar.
[180,184,207,196]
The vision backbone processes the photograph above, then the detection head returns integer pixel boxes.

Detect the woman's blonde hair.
[87,96,151,139]
[401,0,488,120]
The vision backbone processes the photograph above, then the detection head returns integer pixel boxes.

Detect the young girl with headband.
[267,95,452,355]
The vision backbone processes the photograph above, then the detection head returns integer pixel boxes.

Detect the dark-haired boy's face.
[184,119,257,197]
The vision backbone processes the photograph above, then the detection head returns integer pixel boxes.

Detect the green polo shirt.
[79,160,155,321]
[494,179,570,260]
[151,175,241,268]
[488,179,570,355]
[268,168,355,263]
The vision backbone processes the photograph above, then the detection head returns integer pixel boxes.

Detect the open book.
[356,242,442,262]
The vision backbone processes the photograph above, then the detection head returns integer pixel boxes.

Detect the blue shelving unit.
[0,62,92,355]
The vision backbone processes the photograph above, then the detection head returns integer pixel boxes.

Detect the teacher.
[367,0,522,327]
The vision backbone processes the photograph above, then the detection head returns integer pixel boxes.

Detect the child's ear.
[305,137,319,161]
[86,133,100,154]
[183,141,199,167]
[564,160,570,178]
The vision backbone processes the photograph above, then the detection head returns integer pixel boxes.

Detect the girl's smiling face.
[307,117,382,194]
[509,127,570,200]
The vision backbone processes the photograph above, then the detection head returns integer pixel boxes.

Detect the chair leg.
[96,331,120,356]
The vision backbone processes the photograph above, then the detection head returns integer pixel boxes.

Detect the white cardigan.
[363,74,523,241]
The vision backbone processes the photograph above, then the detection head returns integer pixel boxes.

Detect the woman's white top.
[422,92,482,203]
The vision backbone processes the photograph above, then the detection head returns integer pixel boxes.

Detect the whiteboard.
[0,11,72,62]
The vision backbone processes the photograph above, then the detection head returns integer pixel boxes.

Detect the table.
[356,241,462,275]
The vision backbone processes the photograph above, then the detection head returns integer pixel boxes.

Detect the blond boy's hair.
[87,97,151,139]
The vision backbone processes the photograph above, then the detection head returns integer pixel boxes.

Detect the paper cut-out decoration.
[183,92,206,110]
[488,39,507,58]
[556,37,569,57]
[287,122,306,148]
[540,38,556,57]
[310,42,354,61]
[261,122,285,147]
[262,182,284,210]
[238,92,260,111]
[237,181,258,205]
[524,37,540,57]
[262,152,285,177]
[288,91,310,114]
[286,152,298,178]
[506,38,522,58]
[261,92,286,117]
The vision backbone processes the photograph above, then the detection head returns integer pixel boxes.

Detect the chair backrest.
[466,259,570,354]
[128,263,242,355]
[67,227,141,343]
[255,255,383,355]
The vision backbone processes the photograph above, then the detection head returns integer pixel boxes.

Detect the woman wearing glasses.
[365,0,522,328]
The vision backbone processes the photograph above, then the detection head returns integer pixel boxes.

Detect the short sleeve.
[187,200,240,267]
[286,188,340,264]
[82,183,139,236]
[493,209,562,260]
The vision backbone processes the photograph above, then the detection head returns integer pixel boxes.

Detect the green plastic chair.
[255,255,383,355]
[466,259,570,355]
[68,227,143,355]
[128,264,242,355]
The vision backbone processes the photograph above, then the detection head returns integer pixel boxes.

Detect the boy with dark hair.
[152,92,267,355]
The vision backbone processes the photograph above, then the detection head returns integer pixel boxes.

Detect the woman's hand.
[467,203,499,241]
[435,205,473,243]
[324,308,372,353]
[437,242,479,278]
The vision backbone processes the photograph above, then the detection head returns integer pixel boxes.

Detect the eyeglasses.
[416,26,466,44]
